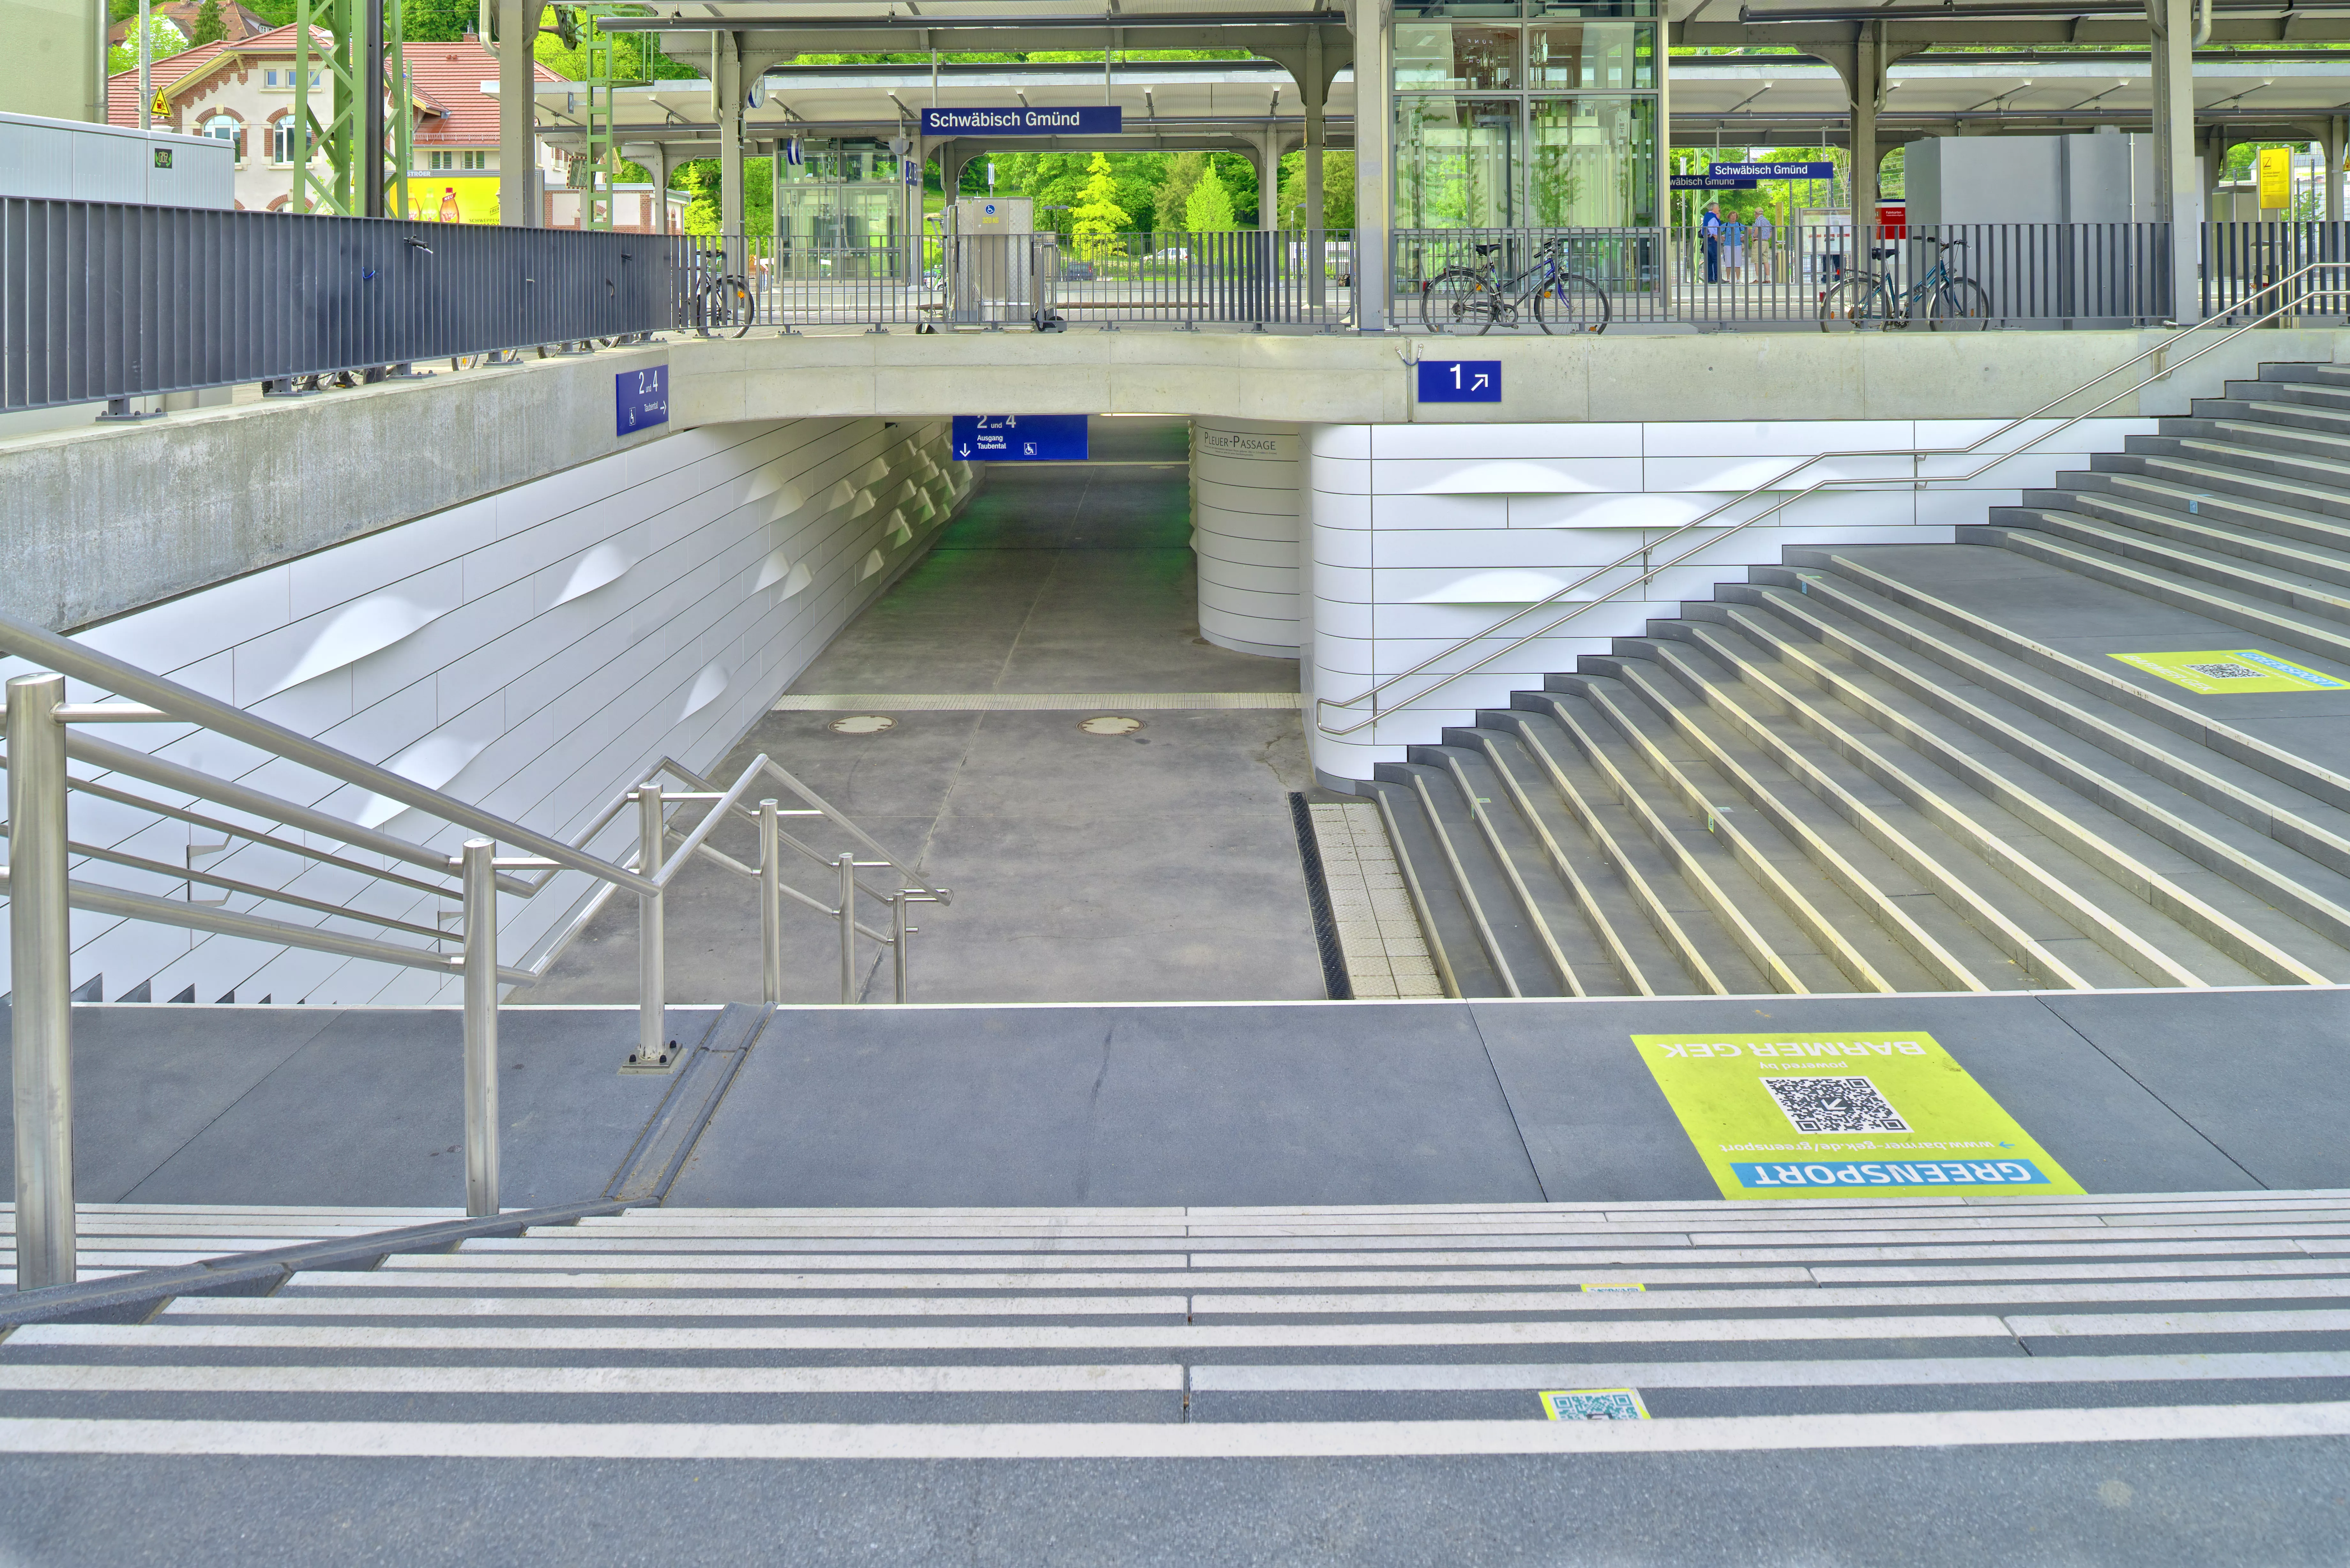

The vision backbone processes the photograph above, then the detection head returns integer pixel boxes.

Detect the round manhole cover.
[830,715,897,735]
[1077,715,1144,737]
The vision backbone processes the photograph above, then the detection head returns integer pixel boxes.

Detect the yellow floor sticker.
[1633,1030,2083,1200]
[2108,648,2348,695]
[1540,1389,1649,1421]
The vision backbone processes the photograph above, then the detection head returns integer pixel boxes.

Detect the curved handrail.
[1317,259,2350,738]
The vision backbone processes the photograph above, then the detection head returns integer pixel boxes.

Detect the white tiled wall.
[0,417,971,1005]
[1304,415,2156,782]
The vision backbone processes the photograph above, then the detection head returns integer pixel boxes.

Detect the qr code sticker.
[2184,662,2263,680]
[1540,1389,1649,1421]
[1761,1075,1910,1134]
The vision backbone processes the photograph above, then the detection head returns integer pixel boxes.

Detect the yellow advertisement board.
[2259,147,2293,211]
[2109,648,2348,695]
[1633,1030,2082,1200]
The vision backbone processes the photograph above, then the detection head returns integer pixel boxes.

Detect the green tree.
[1276,149,1354,230]
[1068,152,1132,246]
[677,156,774,236]
[1183,160,1236,231]
[107,15,186,74]
[185,0,227,46]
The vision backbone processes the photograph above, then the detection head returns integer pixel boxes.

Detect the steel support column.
[363,0,387,216]
[1850,27,1878,252]
[1349,0,1390,330]
[2327,116,2345,223]
[717,32,746,262]
[7,673,75,1291]
[2149,0,2200,320]
[497,0,537,224]
[1255,128,1283,231]
[1303,27,1327,310]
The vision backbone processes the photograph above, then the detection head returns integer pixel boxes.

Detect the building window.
[263,68,278,86]
[271,117,295,164]
[465,149,487,170]
[201,114,242,160]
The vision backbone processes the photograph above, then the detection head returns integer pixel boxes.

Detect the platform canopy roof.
[1682,0,2350,47]
[1671,49,2350,144]
[536,57,1357,158]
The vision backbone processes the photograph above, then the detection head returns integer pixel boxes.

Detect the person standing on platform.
[1701,201,1724,285]
[1725,213,1746,283]
[1752,210,1776,283]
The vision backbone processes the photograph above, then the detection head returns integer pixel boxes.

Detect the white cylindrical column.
[1191,418,1304,659]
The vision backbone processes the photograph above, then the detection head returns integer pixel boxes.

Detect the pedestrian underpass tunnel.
[518,414,1338,1007]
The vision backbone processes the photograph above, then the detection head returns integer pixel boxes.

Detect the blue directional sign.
[921,106,1123,136]
[616,364,668,435]
[1417,360,1501,404]
[952,413,1088,461]
[1708,161,1836,180]
[1671,175,1759,190]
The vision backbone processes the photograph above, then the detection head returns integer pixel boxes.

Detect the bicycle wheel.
[1818,275,1890,332]
[1928,277,1995,331]
[1420,268,1494,335]
[718,276,757,337]
[1532,272,1610,335]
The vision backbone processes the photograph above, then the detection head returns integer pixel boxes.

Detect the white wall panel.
[1303,413,2153,785]
[0,417,971,1006]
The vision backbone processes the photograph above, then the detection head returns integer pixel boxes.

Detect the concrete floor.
[520,419,1328,1006]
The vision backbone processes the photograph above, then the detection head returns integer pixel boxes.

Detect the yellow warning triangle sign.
[150,89,169,118]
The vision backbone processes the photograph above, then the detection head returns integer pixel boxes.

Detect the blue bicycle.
[1818,235,1993,331]
[1421,236,1610,335]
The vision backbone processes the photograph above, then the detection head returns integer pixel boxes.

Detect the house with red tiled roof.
[107,1,270,47]
[106,26,572,220]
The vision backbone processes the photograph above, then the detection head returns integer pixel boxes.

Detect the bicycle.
[686,246,757,338]
[1818,236,1994,332]
[1420,236,1611,335]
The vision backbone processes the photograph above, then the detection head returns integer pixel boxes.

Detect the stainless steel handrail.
[1317,260,2350,740]
[2,628,945,1288]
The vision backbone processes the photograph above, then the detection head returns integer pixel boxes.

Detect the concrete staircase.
[3,1196,2350,1457]
[1372,361,2350,998]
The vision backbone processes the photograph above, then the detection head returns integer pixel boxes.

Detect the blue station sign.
[616,364,668,435]
[1707,161,1836,180]
[1670,176,1758,190]
[952,413,1089,460]
[1416,359,1501,404]
[921,106,1123,136]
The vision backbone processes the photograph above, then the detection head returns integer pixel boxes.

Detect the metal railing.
[1,197,666,415]
[670,230,1356,333]
[1315,260,2350,741]
[0,607,944,1287]
[2204,221,2350,321]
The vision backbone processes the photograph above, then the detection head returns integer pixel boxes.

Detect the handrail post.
[459,837,499,1219]
[7,673,76,1291]
[759,798,783,1004]
[837,851,857,1005]
[891,891,909,1004]
[634,781,670,1067]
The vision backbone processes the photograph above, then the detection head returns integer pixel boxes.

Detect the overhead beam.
[1676,17,2350,42]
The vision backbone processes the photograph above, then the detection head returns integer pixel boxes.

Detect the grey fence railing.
[671,230,1354,333]
[2204,221,2350,320]
[1,197,665,414]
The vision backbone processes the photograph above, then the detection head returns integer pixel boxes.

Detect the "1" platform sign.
[1417,359,1501,403]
